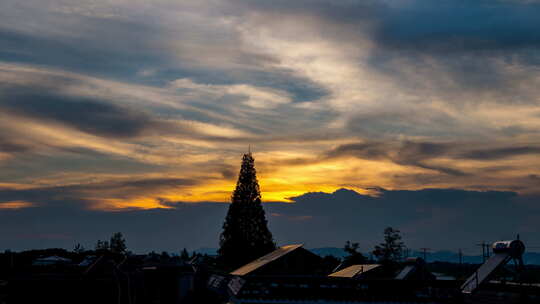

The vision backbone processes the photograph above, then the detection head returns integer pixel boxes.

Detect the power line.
[458,248,463,279]
[476,241,490,263]
[420,248,431,262]
[403,248,411,259]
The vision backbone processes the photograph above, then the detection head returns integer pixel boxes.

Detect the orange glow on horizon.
[7,152,539,211]
[86,157,400,209]
[0,201,35,209]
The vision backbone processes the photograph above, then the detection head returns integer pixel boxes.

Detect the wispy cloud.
[0,0,540,210]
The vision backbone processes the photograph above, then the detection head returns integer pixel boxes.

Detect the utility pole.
[458,248,463,279]
[480,242,485,263]
[420,248,431,262]
[477,241,490,263]
[6,249,14,270]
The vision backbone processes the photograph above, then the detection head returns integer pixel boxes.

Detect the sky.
[0,0,540,252]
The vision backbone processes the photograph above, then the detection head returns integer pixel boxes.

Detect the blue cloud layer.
[1,188,538,253]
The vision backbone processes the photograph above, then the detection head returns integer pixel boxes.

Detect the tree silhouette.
[180,248,190,260]
[373,227,404,263]
[95,239,110,251]
[343,241,367,265]
[218,152,276,269]
[333,241,367,272]
[110,232,127,254]
[73,243,85,254]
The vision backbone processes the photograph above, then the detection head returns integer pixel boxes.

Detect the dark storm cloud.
[0,18,168,80]
[346,110,467,139]
[0,90,160,138]
[368,1,540,105]
[237,0,540,106]
[234,0,540,53]
[394,141,451,163]
[0,135,31,153]
[176,66,330,104]
[326,140,465,176]
[229,0,383,23]
[528,174,540,181]
[459,146,540,160]
[326,142,389,160]
[328,141,451,162]
[0,6,328,103]
[0,151,165,184]
[94,178,198,192]
[327,140,540,174]
[372,0,540,54]
[219,165,237,180]
[1,187,538,253]
[393,142,467,176]
[0,65,330,164]
[0,177,198,208]
[364,1,540,102]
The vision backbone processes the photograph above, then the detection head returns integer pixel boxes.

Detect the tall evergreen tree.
[219,152,276,269]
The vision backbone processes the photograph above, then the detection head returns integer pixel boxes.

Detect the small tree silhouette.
[373,227,404,263]
[343,241,367,264]
[333,241,367,272]
[95,240,110,251]
[218,152,276,269]
[180,248,190,260]
[110,232,127,254]
[73,243,85,254]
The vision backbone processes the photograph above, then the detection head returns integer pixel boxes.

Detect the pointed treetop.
[233,152,260,204]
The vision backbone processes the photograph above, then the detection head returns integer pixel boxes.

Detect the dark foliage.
[344,241,367,264]
[320,255,341,274]
[109,232,127,254]
[218,153,276,269]
[180,248,190,260]
[95,239,110,251]
[332,241,368,272]
[94,232,127,254]
[73,243,85,254]
[373,227,405,263]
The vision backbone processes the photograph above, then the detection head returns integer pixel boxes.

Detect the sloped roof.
[32,255,73,266]
[37,256,72,262]
[395,265,415,280]
[231,244,304,276]
[329,264,381,278]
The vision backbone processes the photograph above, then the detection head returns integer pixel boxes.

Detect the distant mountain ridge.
[194,246,540,265]
[309,247,540,265]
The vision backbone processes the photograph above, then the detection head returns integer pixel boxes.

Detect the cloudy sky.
[1,0,540,252]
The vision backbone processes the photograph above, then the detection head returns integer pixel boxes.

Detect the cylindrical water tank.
[492,240,525,258]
